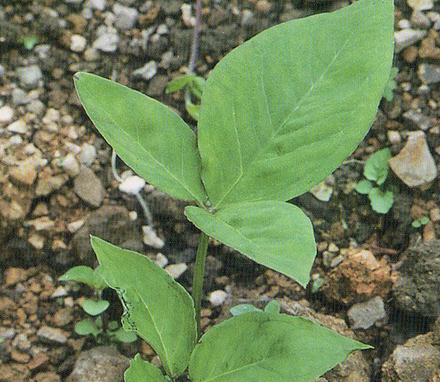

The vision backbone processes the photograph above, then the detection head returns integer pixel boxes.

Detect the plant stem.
[192,231,209,338]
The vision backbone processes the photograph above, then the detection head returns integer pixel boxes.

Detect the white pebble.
[62,153,80,177]
[143,225,165,249]
[119,175,146,195]
[70,34,87,52]
[209,290,228,307]
[165,263,187,279]
[0,106,14,124]
[7,120,27,134]
[155,253,169,268]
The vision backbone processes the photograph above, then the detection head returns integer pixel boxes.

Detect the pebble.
[387,130,401,145]
[132,61,157,81]
[12,88,29,105]
[209,290,228,306]
[62,153,81,177]
[79,143,97,166]
[142,225,165,249]
[407,0,433,11]
[4,267,27,286]
[118,175,145,195]
[155,253,169,268]
[93,31,119,52]
[410,11,431,29]
[0,105,14,124]
[181,4,195,27]
[394,29,427,52]
[389,131,437,188]
[347,296,386,329]
[9,162,37,186]
[70,34,87,52]
[37,326,68,344]
[165,263,188,279]
[113,4,138,30]
[398,19,411,29]
[402,110,432,130]
[418,63,440,84]
[241,9,255,27]
[88,0,106,10]
[255,0,272,14]
[0,64,4,78]
[16,65,43,89]
[74,166,105,207]
[7,120,27,134]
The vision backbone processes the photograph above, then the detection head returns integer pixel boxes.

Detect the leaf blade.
[189,313,370,382]
[91,236,197,377]
[74,72,206,204]
[197,0,394,208]
[185,201,316,287]
[125,354,168,382]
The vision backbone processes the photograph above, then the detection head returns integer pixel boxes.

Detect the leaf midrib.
[79,82,204,204]
[212,31,355,209]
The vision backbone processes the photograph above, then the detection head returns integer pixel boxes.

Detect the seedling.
[166,74,206,120]
[74,1,393,380]
[412,216,430,229]
[21,35,39,50]
[355,148,394,214]
[59,266,137,344]
[230,299,281,316]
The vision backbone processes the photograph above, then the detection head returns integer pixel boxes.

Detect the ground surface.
[0,0,439,381]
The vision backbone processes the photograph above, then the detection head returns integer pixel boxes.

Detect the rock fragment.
[74,166,105,207]
[16,65,43,89]
[389,131,437,188]
[347,296,386,329]
[394,29,427,52]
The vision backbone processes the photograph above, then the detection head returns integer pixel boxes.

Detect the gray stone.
[347,296,386,329]
[403,110,432,130]
[11,88,29,106]
[93,31,119,52]
[67,346,129,382]
[88,0,106,10]
[389,131,437,188]
[132,61,157,81]
[71,205,142,264]
[37,326,68,344]
[16,65,43,89]
[393,240,440,317]
[382,331,440,381]
[73,166,105,207]
[410,11,431,29]
[394,29,427,52]
[113,4,138,30]
[418,64,440,84]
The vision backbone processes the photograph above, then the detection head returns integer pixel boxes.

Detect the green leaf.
[189,313,371,382]
[364,148,391,185]
[355,179,373,195]
[59,266,106,290]
[112,327,138,343]
[166,74,196,93]
[412,220,422,228]
[81,299,110,316]
[190,76,206,99]
[197,0,394,209]
[368,188,394,214]
[420,216,430,225]
[185,201,316,287]
[91,236,196,377]
[383,67,398,101]
[186,101,201,121]
[125,354,169,382]
[230,304,262,316]
[74,72,206,204]
[264,300,280,314]
[74,318,101,337]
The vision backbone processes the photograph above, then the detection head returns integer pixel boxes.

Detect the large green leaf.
[91,237,196,377]
[197,0,394,209]
[185,201,316,287]
[189,312,370,382]
[74,73,206,204]
[125,355,168,382]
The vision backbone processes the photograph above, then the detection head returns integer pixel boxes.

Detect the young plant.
[166,74,206,120]
[355,148,394,214]
[59,266,137,344]
[412,216,430,229]
[73,1,394,380]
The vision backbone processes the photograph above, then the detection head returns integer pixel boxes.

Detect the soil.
[0,0,439,381]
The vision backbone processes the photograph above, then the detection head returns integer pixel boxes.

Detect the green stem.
[192,232,209,338]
